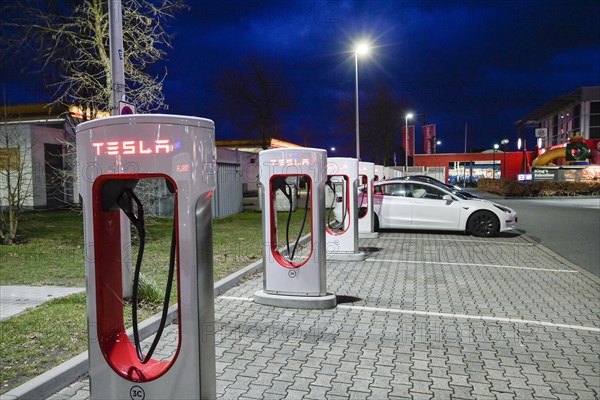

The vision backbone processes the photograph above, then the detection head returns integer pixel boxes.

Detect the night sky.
[3,0,600,158]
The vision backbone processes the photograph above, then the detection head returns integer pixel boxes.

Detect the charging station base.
[254,290,337,309]
[359,232,379,239]
[326,251,367,262]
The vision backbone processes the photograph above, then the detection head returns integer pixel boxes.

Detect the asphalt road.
[487,195,600,277]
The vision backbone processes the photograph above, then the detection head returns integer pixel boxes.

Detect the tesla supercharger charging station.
[254,148,336,309]
[76,115,216,400]
[358,162,378,239]
[326,157,366,261]
[384,167,391,180]
[375,165,383,181]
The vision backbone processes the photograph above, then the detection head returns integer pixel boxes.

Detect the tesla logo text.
[92,139,170,156]
[269,158,310,166]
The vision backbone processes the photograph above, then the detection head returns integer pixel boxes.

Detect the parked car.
[337,178,517,237]
[400,175,480,198]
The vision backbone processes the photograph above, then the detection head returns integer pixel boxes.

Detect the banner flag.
[402,125,416,157]
[423,124,436,154]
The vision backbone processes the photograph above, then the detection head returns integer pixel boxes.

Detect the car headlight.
[494,204,512,213]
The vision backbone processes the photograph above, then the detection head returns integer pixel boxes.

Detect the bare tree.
[0,108,33,244]
[338,80,408,165]
[1,0,187,116]
[362,82,407,165]
[216,57,293,149]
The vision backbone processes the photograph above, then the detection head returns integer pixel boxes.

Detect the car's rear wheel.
[467,210,499,237]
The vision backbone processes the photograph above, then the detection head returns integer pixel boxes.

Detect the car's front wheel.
[467,210,499,237]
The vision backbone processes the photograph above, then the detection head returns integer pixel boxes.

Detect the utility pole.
[109,0,126,115]
[109,0,132,298]
[464,123,467,154]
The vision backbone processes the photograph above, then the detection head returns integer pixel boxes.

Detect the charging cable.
[326,178,347,231]
[118,188,176,364]
[274,178,310,261]
[290,179,310,260]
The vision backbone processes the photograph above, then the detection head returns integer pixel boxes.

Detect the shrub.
[136,273,163,305]
[477,179,600,197]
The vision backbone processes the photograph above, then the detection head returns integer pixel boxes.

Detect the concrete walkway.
[0,286,85,321]
[38,230,600,400]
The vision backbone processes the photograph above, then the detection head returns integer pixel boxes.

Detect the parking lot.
[48,230,599,399]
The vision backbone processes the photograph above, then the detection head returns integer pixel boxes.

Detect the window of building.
[552,114,559,145]
[572,104,581,131]
[590,101,600,139]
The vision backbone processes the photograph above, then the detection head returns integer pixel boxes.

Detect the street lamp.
[405,113,413,169]
[500,138,509,179]
[354,42,370,160]
[493,143,499,179]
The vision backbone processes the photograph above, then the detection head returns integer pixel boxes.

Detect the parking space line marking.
[217,296,599,333]
[374,237,533,246]
[365,258,577,273]
[337,305,600,332]
[219,296,254,301]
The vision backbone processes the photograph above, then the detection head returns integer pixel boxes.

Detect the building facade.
[1,104,72,209]
[516,86,600,147]
[414,151,535,184]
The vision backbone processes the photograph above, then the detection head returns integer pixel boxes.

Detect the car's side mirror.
[442,194,454,202]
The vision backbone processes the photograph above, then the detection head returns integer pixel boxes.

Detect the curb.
[1,235,309,400]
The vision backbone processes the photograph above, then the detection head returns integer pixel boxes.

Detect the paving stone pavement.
[0,286,85,321]
[47,231,600,399]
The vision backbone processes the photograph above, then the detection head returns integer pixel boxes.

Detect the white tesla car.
[335,178,518,237]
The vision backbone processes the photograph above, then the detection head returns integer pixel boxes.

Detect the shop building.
[413,87,599,184]
[414,151,534,184]
[516,86,600,147]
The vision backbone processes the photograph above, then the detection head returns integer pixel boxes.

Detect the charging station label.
[130,385,145,400]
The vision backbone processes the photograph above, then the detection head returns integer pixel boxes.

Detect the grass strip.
[0,206,311,393]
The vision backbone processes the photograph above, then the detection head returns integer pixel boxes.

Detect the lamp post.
[354,42,369,160]
[405,113,413,169]
[435,139,442,154]
[493,144,499,179]
[518,138,529,174]
[500,138,509,179]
